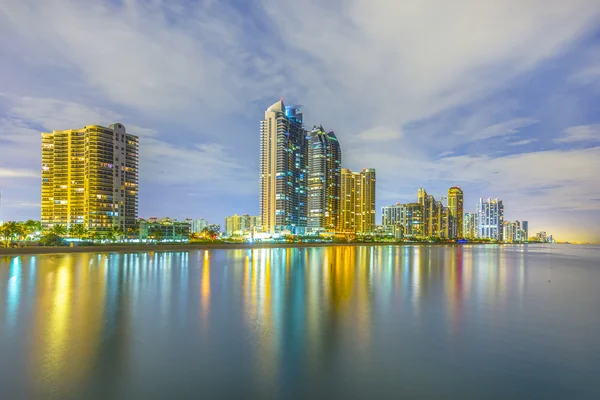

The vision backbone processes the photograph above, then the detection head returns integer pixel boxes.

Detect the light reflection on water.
[0,245,599,399]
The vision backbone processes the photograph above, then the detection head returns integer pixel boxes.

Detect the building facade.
[340,168,376,234]
[520,220,529,242]
[259,100,308,234]
[503,221,518,242]
[381,202,426,238]
[447,187,464,239]
[476,198,504,240]
[190,219,208,234]
[41,123,139,234]
[139,217,190,242]
[225,214,261,236]
[307,126,342,233]
[463,212,477,239]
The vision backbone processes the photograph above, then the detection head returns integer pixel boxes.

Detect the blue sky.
[1,0,599,242]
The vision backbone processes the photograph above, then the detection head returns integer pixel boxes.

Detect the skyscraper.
[307,126,342,233]
[448,186,464,239]
[417,188,433,237]
[503,221,518,242]
[463,212,477,239]
[41,123,139,234]
[225,214,261,236]
[259,100,308,234]
[340,168,376,233]
[476,198,504,240]
[521,220,529,241]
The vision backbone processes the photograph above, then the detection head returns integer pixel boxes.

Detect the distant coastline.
[0,241,550,256]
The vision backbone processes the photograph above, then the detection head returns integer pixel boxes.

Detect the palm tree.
[0,221,26,247]
[88,231,99,243]
[24,220,42,239]
[69,224,88,241]
[0,222,15,247]
[51,224,67,236]
[111,226,124,242]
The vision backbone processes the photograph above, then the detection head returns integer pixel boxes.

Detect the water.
[1,245,599,399]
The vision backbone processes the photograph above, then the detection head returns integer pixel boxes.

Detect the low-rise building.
[139,217,191,242]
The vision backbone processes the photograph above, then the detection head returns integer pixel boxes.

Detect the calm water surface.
[1,245,599,399]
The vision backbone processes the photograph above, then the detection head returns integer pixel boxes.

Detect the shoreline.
[0,241,513,256]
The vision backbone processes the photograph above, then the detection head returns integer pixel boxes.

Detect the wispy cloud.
[508,138,537,146]
[0,168,38,179]
[555,124,600,143]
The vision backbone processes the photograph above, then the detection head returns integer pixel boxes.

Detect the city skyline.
[1,1,600,242]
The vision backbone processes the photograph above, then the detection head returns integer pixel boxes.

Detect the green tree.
[1,222,18,247]
[51,224,67,236]
[69,224,88,240]
[24,220,42,239]
[111,226,124,242]
[40,233,64,247]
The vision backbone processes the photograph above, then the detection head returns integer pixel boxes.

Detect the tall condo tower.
[476,198,504,240]
[41,123,139,234]
[447,186,464,238]
[307,126,342,233]
[340,168,376,234]
[259,100,308,234]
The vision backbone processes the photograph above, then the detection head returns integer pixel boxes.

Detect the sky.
[1,0,600,242]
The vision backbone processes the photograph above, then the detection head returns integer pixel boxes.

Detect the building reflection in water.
[0,245,529,398]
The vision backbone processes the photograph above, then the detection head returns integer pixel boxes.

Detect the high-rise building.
[41,123,139,234]
[463,212,477,239]
[520,220,529,242]
[307,126,342,233]
[225,214,261,236]
[447,187,464,239]
[503,221,519,242]
[190,219,208,234]
[418,188,433,237]
[476,198,504,240]
[381,202,424,238]
[259,100,308,234]
[405,203,424,237]
[340,168,376,233]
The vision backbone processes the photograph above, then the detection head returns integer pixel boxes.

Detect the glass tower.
[259,100,308,234]
[476,198,504,240]
[307,126,342,233]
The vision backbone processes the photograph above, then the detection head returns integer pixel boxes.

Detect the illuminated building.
[139,217,190,241]
[225,214,261,236]
[536,231,548,242]
[41,123,139,234]
[503,221,518,242]
[520,220,529,241]
[190,218,208,234]
[463,212,477,239]
[259,100,307,234]
[418,188,433,236]
[207,224,221,233]
[447,187,464,238]
[405,202,424,237]
[382,202,423,238]
[476,198,504,240]
[307,126,342,233]
[340,168,376,233]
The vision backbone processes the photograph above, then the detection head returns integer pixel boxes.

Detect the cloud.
[356,127,403,142]
[141,139,255,193]
[0,168,38,178]
[262,0,600,126]
[468,118,539,141]
[507,138,537,146]
[555,124,600,143]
